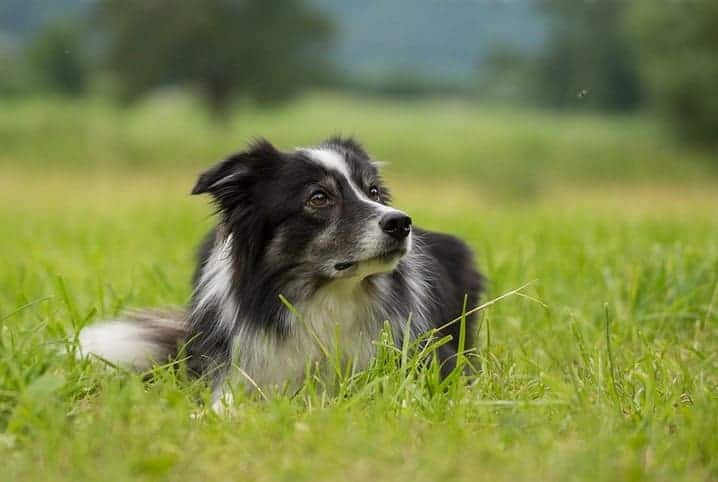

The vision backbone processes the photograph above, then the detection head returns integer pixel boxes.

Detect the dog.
[79,138,483,409]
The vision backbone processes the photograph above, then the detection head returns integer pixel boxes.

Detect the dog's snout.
[379,212,412,240]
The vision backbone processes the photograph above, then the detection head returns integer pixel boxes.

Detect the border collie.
[79,138,483,409]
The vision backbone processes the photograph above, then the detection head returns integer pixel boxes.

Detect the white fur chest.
[230,279,384,391]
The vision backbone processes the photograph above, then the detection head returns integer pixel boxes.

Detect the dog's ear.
[191,139,280,196]
[191,155,249,195]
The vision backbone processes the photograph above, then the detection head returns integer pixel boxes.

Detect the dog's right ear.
[191,139,280,196]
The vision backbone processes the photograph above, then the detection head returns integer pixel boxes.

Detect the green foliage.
[627,1,718,146]
[535,1,642,111]
[26,21,88,96]
[0,39,32,96]
[92,0,333,117]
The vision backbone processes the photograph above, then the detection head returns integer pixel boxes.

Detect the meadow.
[1,94,717,481]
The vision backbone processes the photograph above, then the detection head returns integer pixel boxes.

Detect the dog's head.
[192,138,412,283]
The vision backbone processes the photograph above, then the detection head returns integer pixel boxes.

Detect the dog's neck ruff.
[190,232,433,390]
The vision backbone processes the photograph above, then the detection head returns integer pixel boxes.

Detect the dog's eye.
[368,186,381,202]
[307,190,331,208]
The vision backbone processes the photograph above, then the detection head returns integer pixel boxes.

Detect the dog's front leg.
[210,384,236,415]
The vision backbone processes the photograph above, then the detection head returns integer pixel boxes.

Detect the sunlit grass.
[1,165,716,481]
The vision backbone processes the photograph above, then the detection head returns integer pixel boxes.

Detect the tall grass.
[1,168,716,481]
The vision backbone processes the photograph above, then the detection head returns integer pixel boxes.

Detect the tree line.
[5,0,333,118]
[2,0,716,146]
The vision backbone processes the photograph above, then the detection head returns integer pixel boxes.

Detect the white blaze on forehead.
[301,147,393,212]
[302,147,353,180]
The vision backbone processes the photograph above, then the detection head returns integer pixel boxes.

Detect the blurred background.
[1,0,717,192]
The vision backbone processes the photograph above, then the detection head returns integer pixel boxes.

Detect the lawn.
[1,95,717,481]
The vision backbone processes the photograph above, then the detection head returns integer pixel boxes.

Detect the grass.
[1,95,717,481]
[2,92,717,193]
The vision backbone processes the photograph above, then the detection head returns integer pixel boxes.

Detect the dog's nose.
[379,212,412,240]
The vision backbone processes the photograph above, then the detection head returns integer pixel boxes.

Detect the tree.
[27,21,89,96]
[627,1,718,146]
[535,1,643,111]
[0,36,30,96]
[93,0,333,117]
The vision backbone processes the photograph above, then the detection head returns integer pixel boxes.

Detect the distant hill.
[0,0,89,37]
[0,0,547,83]
[314,0,547,82]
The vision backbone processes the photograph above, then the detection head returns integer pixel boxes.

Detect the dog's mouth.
[333,247,406,272]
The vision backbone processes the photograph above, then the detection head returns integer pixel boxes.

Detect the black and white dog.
[79,138,483,408]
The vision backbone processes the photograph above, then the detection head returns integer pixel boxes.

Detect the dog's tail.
[77,309,188,370]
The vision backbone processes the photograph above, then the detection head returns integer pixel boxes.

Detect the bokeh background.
[1,0,716,189]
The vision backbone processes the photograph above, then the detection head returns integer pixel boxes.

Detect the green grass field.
[1,95,717,481]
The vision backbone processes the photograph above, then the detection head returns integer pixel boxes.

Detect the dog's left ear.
[191,155,248,195]
[191,139,280,196]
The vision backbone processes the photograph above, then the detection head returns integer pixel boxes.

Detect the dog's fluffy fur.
[79,138,483,407]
